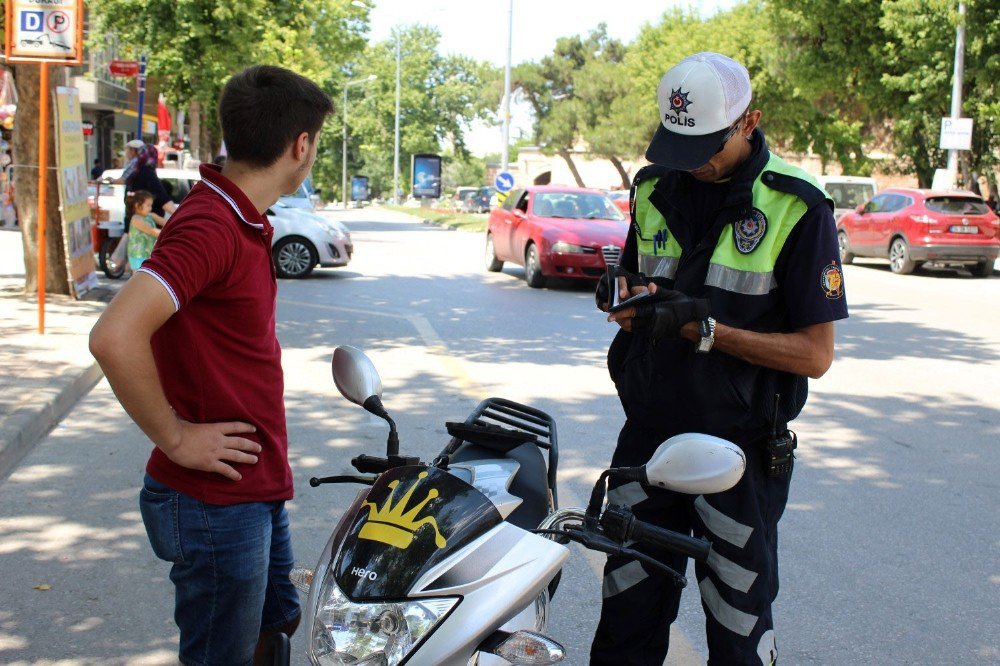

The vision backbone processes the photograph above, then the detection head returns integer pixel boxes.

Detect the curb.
[0,361,104,482]
[421,218,460,231]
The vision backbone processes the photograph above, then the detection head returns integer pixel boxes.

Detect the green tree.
[336,25,497,199]
[513,28,627,187]
[94,0,368,161]
[768,0,1000,186]
[442,151,487,191]
[573,28,632,188]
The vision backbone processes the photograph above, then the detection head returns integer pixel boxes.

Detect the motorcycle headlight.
[309,577,458,666]
[550,241,591,254]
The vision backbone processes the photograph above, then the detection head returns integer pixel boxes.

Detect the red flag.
[157,93,171,134]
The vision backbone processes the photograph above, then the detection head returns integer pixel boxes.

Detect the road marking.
[277,299,484,398]
[278,296,705,664]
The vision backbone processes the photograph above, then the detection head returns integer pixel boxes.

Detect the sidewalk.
[0,227,116,481]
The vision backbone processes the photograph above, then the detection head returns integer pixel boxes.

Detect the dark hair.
[126,190,154,220]
[218,65,333,168]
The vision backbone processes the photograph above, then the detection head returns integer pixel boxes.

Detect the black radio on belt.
[766,394,797,477]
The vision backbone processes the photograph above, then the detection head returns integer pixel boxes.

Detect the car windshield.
[924,197,990,215]
[827,183,876,209]
[533,192,623,220]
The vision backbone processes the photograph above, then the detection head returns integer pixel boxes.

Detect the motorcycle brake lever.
[619,547,688,588]
[544,526,689,589]
[309,475,377,487]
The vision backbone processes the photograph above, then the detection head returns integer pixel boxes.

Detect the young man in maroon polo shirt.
[90,65,332,665]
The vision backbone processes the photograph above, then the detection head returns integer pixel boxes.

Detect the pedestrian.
[125,190,163,271]
[90,158,103,180]
[113,140,177,224]
[89,65,334,664]
[592,52,848,665]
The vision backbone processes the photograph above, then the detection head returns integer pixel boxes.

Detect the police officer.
[591,52,848,665]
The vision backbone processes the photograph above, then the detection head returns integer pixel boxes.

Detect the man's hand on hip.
[162,420,262,481]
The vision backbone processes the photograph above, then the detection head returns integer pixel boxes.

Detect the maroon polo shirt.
[137,164,292,505]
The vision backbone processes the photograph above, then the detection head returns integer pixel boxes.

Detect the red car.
[837,188,999,276]
[607,189,630,215]
[485,186,628,288]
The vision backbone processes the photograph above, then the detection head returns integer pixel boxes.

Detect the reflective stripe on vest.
[635,155,824,294]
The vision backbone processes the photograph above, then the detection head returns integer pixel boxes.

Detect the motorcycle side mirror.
[643,433,746,495]
[332,346,399,456]
[332,345,383,410]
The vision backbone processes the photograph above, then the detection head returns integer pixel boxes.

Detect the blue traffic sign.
[494,171,515,193]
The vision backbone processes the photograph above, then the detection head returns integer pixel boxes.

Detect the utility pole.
[946,1,967,186]
[500,0,513,173]
[394,30,401,205]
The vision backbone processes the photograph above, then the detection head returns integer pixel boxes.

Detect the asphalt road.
[1,207,997,665]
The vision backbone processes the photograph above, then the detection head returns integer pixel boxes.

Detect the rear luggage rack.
[440,398,559,509]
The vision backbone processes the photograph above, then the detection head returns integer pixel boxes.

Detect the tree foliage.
[93,0,369,172]
[333,25,497,199]
[514,0,998,188]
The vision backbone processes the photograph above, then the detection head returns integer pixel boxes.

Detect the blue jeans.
[139,474,301,666]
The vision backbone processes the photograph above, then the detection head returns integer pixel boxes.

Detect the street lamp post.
[343,75,377,210]
[501,0,513,173]
[946,1,967,186]
[394,30,401,205]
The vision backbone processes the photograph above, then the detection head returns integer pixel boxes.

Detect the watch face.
[699,318,711,338]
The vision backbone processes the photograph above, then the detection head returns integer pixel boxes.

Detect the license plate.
[949,225,978,234]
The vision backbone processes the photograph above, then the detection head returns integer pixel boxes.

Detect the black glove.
[632,290,710,339]
[596,267,648,312]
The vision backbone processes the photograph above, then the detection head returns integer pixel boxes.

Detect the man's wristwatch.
[696,317,716,354]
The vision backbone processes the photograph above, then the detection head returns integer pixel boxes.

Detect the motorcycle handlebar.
[629,518,710,562]
[352,455,390,474]
[601,504,711,562]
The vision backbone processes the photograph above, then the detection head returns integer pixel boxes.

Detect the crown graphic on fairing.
[359,471,447,550]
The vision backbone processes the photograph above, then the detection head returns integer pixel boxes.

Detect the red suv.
[837,188,999,276]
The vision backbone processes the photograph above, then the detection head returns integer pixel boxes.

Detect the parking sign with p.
[4,0,83,64]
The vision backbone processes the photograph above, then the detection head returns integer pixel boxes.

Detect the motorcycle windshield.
[334,465,502,600]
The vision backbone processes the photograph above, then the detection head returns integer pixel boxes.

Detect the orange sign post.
[4,0,84,333]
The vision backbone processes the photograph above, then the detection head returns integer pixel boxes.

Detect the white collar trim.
[202,178,265,229]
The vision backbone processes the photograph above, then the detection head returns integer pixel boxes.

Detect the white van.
[816,175,878,221]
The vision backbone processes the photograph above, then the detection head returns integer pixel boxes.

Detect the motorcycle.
[276,346,746,665]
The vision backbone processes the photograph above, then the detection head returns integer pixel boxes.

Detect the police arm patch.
[733,208,768,254]
[821,261,844,299]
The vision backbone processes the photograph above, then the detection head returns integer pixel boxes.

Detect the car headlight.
[309,576,458,666]
[550,241,591,254]
[322,223,347,240]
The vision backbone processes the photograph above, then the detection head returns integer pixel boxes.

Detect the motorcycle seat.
[448,441,551,531]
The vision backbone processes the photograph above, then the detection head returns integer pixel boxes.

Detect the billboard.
[351,175,369,202]
[54,86,97,298]
[411,154,442,199]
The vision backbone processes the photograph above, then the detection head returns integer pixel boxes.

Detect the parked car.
[817,175,878,221]
[606,189,630,215]
[452,186,479,212]
[470,186,496,213]
[837,187,999,276]
[485,186,627,288]
[94,168,352,279]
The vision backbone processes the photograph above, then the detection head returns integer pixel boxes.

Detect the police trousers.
[590,420,791,665]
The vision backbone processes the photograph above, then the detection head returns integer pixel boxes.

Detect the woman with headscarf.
[112,140,177,228]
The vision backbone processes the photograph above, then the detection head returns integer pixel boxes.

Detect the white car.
[816,175,878,221]
[95,168,351,279]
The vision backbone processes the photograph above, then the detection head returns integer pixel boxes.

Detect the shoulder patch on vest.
[733,208,768,254]
[761,170,832,211]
